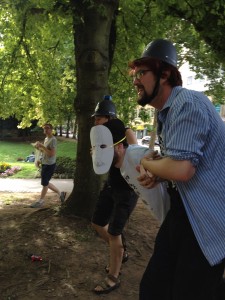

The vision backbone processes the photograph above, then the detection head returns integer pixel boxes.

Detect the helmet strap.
[138,68,162,107]
[148,68,162,103]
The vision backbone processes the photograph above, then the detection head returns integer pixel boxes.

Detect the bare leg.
[40,185,49,200]
[93,233,123,293]
[92,224,124,276]
[48,182,60,196]
[108,234,124,278]
[30,185,48,207]
[30,181,61,208]
[92,223,109,243]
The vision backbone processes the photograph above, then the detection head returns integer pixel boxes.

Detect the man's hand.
[136,164,159,188]
[32,141,42,149]
[35,141,44,150]
[145,150,161,160]
[135,150,163,188]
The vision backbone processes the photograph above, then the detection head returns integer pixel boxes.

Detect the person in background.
[25,151,35,162]
[91,96,138,294]
[90,118,170,225]
[30,123,66,208]
[129,39,225,300]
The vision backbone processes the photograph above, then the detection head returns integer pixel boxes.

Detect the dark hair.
[103,119,128,148]
[129,57,182,87]
[43,123,53,129]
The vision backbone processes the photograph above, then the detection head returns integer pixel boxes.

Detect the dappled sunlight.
[54,229,69,241]
[34,238,46,247]
[1,195,222,299]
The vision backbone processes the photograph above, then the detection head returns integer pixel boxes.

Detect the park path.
[0,178,73,193]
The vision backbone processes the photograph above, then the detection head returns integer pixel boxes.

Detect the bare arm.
[140,156,196,182]
[125,128,138,144]
[35,142,56,157]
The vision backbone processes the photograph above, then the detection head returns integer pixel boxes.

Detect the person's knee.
[91,222,97,230]
[41,184,48,188]
[91,222,99,230]
[108,233,123,247]
[108,232,120,239]
[92,222,105,233]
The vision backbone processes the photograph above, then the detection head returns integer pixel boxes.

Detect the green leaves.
[0,0,225,128]
[0,0,75,127]
[110,0,225,109]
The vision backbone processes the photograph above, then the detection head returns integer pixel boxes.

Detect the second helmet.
[92,96,117,117]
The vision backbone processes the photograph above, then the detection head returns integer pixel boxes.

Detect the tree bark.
[65,0,119,219]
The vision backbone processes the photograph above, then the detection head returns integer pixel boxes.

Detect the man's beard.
[137,88,155,107]
[137,78,161,107]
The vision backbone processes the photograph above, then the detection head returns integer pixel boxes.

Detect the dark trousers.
[139,187,225,300]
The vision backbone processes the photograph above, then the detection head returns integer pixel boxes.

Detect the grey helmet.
[92,95,117,117]
[142,39,177,67]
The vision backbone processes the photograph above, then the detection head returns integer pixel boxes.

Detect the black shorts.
[41,164,56,186]
[92,183,138,236]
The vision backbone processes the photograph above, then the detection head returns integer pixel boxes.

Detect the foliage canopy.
[0,0,75,127]
[0,0,225,127]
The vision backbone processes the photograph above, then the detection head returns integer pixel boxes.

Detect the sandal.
[121,233,129,263]
[104,265,122,275]
[93,274,120,294]
[122,251,129,263]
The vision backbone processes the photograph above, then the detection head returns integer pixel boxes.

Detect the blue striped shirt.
[158,86,225,266]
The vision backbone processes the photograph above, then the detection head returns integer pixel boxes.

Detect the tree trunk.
[66,116,70,138]
[65,0,119,219]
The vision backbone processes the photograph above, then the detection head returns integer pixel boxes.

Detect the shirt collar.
[158,86,183,124]
[161,86,183,111]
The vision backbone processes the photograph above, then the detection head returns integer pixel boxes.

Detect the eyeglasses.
[133,69,152,80]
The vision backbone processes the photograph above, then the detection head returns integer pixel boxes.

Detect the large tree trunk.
[65,0,119,219]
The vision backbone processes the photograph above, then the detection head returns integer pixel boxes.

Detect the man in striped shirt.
[129,39,225,300]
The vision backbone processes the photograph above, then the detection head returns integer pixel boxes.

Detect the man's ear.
[161,70,170,80]
[117,143,124,150]
[114,143,124,153]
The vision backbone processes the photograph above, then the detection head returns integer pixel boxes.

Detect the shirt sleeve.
[49,138,57,149]
[165,101,210,167]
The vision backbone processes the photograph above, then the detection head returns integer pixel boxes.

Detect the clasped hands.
[136,150,161,189]
[32,141,44,150]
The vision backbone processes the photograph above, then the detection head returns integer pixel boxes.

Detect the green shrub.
[54,156,76,179]
[0,162,22,177]
[0,162,11,173]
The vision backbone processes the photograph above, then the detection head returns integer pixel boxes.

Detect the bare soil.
[0,192,160,300]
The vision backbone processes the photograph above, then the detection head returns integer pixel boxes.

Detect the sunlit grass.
[0,139,77,178]
[10,162,38,178]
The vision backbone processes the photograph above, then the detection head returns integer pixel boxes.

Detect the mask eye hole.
[100,144,107,149]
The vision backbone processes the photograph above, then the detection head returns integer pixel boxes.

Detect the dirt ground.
[0,192,160,300]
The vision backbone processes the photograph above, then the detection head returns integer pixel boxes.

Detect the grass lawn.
[0,139,77,178]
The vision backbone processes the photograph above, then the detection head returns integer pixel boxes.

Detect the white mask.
[90,125,114,175]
